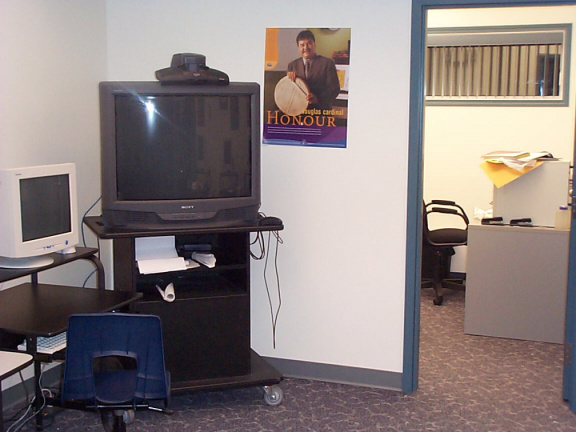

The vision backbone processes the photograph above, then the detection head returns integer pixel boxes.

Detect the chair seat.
[427,228,467,245]
[94,370,138,404]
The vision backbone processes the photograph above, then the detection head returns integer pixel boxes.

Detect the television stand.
[84,216,284,405]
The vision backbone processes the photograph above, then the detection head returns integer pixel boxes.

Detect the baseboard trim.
[3,360,402,413]
[262,357,403,391]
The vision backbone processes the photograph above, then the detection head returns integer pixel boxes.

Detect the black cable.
[4,371,32,428]
[257,230,283,349]
[81,196,102,247]
[7,366,48,432]
[250,232,265,260]
[80,196,102,287]
[83,269,97,288]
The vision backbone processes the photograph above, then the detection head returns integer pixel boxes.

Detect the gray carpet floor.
[8,288,576,431]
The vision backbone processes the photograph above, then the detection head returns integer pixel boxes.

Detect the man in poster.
[287,30,341,111]
[263,27,350,148]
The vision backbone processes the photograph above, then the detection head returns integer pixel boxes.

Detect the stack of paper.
[482,151,552,169]
[135,236,187,275]
[192,252,216,268]
[480,151,553,188]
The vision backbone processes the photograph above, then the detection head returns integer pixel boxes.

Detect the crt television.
[0,163,79,268]
[99,81,261,229]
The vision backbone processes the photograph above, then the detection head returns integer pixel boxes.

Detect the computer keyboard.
[18,332,67,355]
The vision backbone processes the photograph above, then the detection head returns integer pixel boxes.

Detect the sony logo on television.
[181,205,194,209]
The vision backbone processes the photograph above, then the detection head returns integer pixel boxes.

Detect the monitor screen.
[114,94,252,201]
[20,174,72,242]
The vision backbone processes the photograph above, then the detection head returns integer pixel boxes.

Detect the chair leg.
[101,411,127,432]
[432,281,443,305]
[113,410,127,432]
[432,250,444,305]
[100,411,113,432]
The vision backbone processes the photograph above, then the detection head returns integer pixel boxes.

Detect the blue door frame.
[404,0,576,412]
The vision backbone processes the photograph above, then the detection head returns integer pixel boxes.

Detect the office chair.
[61,313,171,432]
[422,200,469,305]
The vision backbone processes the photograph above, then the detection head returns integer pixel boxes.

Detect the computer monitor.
[0,163,79,269]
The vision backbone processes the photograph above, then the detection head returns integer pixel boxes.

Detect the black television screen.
[99,81,261,228]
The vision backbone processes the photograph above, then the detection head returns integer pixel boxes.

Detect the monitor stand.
[0,255,54,269]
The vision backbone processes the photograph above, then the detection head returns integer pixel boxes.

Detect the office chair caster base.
[101,410,132,432]
[100,411,126,432]
[263,385,284,406]
[121,409,135,424]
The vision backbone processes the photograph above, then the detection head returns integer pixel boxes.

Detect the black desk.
[0,283,142,339]
[0,285,141,430]
[0,247,105,291]
[0,249,141,430]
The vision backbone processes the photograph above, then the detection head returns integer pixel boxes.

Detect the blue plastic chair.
[61,313,171,432]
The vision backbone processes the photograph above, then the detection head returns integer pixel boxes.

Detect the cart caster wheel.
[123,409,135,424]
[263,385,284,406]
[110,409,135,424]
[433,296,443,306]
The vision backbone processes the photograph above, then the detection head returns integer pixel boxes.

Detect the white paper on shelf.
[185,259,200,269]
[138,257,187,275]
[135,236,178,260]
[192,252,216,268]
[135,236,188,274]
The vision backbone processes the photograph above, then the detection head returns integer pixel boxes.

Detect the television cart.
[84,216,284,406]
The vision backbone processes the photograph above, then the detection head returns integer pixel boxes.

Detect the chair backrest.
[61,313,169,404]
[423,200,469,247]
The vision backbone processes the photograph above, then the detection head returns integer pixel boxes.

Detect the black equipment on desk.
[481,217,504,225]
[509,218,533,226]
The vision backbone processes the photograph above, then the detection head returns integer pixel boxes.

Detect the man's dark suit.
[287,55,341,110]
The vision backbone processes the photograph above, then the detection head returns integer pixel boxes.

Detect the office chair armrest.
[430,200,456,206]
[430,207,458,215]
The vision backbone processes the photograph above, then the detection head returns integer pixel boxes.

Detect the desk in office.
[0,284,142,430]
[0,283,142,339]
[464,224,569,344]
[0,249,141,430]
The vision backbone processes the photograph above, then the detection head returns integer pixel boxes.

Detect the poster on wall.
[263,28,351,148]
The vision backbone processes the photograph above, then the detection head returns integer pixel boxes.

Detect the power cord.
[81,196,101,248]
[251,228,283,349]
[81,196,102,288]
[4,371,31,430]
[6,365,50,432]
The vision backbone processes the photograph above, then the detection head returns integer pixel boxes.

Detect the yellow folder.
[480,160,543,188]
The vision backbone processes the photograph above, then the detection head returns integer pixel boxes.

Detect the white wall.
[0,2,108,285]
[0,0,108,388]
[105,0,412,374]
